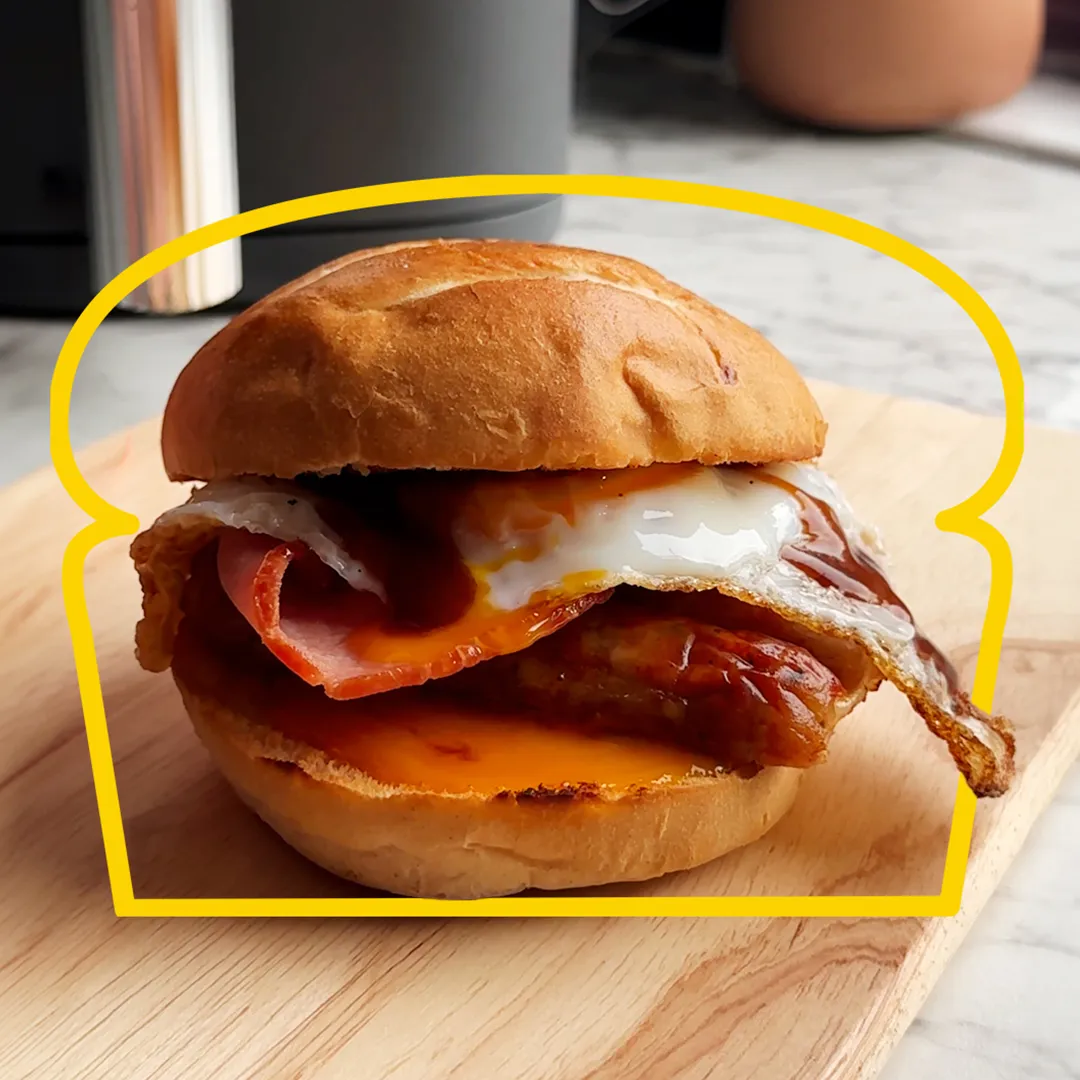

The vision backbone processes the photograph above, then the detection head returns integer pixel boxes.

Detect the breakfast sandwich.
[131,239,1015,899]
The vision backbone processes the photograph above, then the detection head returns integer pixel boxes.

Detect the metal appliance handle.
[82,0,242,313]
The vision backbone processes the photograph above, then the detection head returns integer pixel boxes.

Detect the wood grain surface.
[1,383,1078,1080]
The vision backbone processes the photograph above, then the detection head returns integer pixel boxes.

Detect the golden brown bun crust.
[176,675,802,900]
[162,239,826,481]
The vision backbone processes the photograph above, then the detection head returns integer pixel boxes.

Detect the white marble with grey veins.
[0,47,1077,1080]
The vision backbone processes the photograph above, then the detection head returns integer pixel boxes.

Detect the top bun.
[162,239,826,481]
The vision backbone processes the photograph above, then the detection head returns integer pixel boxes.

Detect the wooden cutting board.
[2,383,1078,1080]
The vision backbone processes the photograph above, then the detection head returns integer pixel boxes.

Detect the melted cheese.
[270,695,716,795]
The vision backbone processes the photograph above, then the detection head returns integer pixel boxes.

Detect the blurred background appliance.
[2,0,1070,315]
[0,0,607,313]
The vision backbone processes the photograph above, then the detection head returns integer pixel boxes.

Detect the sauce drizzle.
[754,471,962,697]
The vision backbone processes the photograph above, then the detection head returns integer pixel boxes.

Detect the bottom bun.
[177,675,803,900]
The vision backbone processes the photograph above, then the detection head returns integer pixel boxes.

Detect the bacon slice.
[213,528,610,699]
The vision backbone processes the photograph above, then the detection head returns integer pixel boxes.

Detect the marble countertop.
[2,47,1077,1080]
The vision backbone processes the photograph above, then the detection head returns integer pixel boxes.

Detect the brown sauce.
[292,463,700,640]
[753,471,962,696]
[298,476,478,634]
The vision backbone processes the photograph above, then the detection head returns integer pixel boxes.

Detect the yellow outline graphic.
[52,176,1023,918]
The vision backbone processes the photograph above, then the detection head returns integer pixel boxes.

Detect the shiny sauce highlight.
[754,471,962,695]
